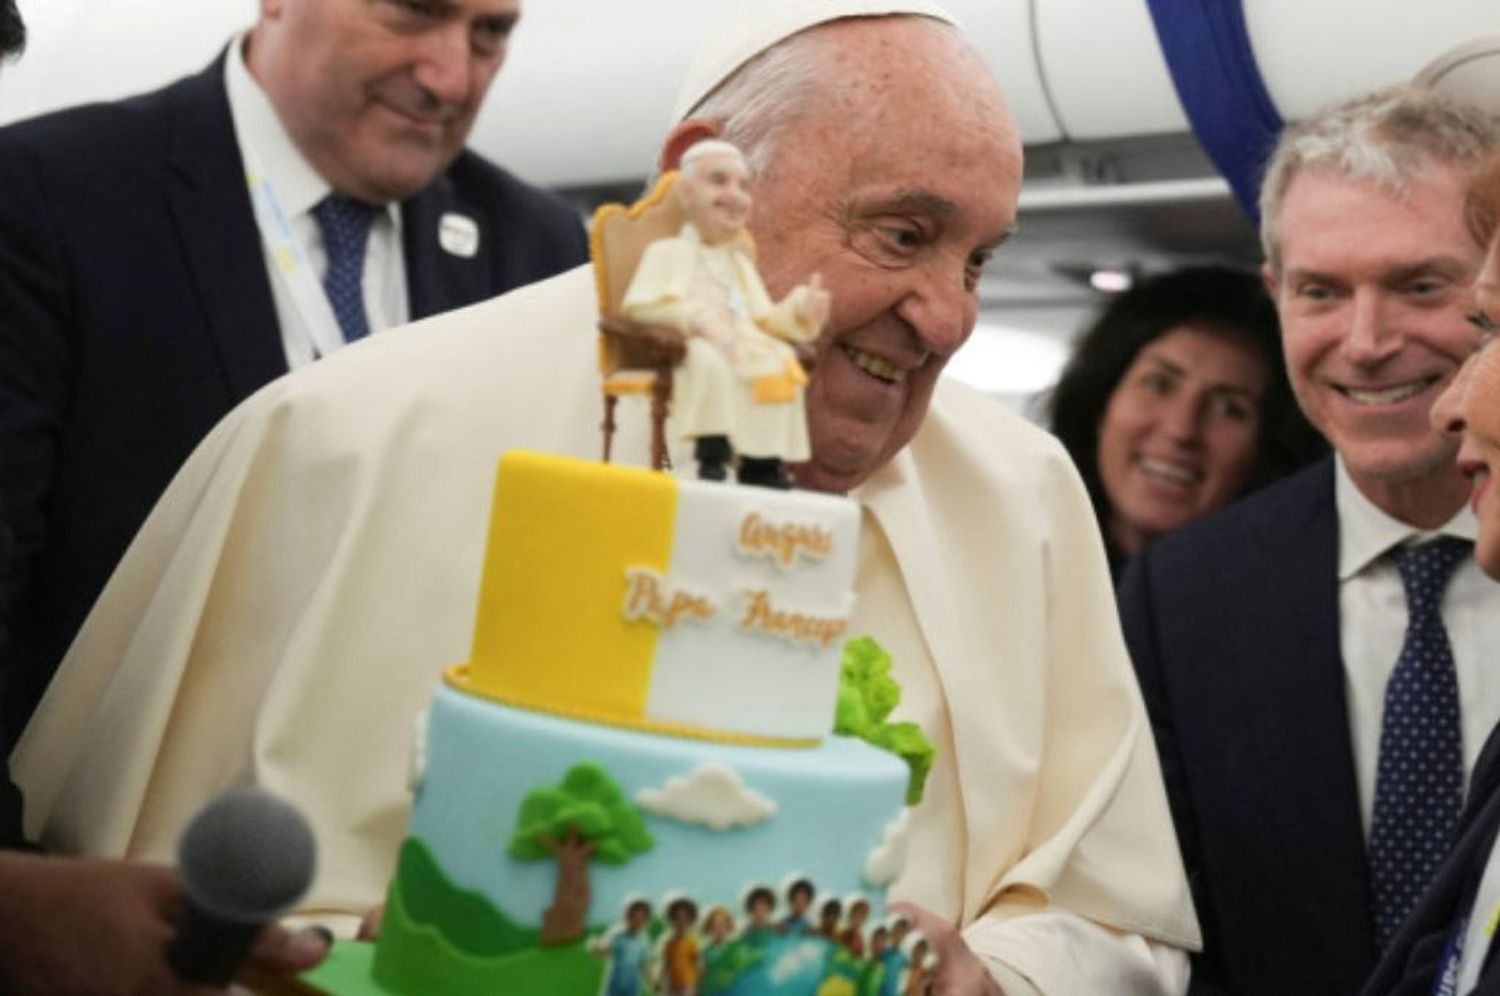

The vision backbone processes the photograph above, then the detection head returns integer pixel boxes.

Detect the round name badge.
[439,212,480,258]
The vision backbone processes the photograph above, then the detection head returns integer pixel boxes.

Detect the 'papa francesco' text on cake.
[619,509,848,650]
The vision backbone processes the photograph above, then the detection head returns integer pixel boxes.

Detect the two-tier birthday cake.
[304,450,929,996]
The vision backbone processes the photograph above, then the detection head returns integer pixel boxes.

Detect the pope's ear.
[658,119,723,174]
[1261,261,1279,300]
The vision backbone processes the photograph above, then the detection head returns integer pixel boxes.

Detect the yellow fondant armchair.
[590,172,690,471]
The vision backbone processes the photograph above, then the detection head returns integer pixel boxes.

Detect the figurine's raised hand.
[799,272,832,332]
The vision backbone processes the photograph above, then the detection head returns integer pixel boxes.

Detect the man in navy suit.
[0,0,588,741]
[1118,86,1500,995]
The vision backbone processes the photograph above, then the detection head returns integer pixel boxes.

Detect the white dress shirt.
[223,33,408,371]
[1336,456,1500,836]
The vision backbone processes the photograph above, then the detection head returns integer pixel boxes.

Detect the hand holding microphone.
[0,784,326,996]
[168,786,320,985]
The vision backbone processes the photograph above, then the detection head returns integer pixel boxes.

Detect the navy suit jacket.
[1119,457,1378,995]
[0,55,589,742]
[1362,723,1500,996]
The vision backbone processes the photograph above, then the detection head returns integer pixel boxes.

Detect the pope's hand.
[890,901,1006,996]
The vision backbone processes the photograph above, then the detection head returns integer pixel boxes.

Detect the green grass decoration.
[392,836,534,958]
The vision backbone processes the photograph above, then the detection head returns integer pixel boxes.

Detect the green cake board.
[300,939,604,995]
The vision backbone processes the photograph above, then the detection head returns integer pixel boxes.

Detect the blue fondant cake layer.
[411,683,909,931]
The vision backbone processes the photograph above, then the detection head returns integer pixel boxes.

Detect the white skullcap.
[670,0,959,123]
[1414,34,1500,117]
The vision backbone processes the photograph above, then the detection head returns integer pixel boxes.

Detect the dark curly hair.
[1047,265,1325,568]
[0,0,23,62]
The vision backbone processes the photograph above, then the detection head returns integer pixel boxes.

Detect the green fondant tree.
[507,762,653,945]
[834,636,936,805]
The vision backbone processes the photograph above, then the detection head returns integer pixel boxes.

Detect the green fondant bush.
[834,637,935,804]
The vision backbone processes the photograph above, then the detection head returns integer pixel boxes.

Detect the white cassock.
[12,265,1200,994]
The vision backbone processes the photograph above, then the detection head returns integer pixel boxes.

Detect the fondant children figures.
[604,899,654,996]
[780,877,815,935]
[661,896,702,996]
[743,885,779,939]
[841,896,871,956]
[621,139,831,488]
[879,917,912,996]
[818,896,843,943]
[903,936,932,996]
[701,906,735,979]
[862,926,891,996]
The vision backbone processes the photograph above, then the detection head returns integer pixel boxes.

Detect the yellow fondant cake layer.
[468,452,675,723]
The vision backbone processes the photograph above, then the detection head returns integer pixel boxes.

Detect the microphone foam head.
[177,787,317,923]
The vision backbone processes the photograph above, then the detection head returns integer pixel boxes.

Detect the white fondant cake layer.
[645,484,859,739]
[411,683,909,928]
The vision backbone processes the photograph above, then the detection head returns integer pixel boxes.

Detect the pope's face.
[680,151,753,246]
[744,19,1022,493]
[1268,164,1483,506]
[251,0,520,204]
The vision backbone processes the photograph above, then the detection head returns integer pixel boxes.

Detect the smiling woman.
[1431,154,1500,576]
[1048,265,1326,576]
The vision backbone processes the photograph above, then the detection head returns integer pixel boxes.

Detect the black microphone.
[166,786,317,985]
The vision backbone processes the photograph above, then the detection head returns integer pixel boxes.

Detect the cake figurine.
[616,139,830,487]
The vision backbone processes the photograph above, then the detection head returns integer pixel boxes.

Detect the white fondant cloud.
[635,762,778,830]
[864,808,913,886]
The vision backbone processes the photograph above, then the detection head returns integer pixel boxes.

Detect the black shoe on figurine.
[737,457,795,490]
[694,435,732,482]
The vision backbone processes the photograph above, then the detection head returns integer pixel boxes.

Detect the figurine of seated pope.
[621,139,830,487]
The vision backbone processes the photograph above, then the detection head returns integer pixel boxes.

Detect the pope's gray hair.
[678,15,964,182]
[1259,84,1500,272]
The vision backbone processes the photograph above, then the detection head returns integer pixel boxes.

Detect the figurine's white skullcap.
[671,0,959,123]
[1414,34,1500,116]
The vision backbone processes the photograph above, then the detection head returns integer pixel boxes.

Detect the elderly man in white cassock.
[11,2,1200,992]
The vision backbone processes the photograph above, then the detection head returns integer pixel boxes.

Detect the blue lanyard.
[1435,914,1469,996]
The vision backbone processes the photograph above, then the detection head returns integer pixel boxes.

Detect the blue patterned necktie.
[1368,536,1472,948]
[312,194,379,343]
